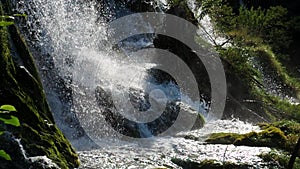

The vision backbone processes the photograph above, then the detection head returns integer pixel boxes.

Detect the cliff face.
[0,2,79,169]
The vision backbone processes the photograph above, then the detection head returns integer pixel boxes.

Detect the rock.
[28,156,60,169]
[171,158,251,169]
[149,0,271,123]
[0,3,79,168]
[0,132,29,169]
[95,84,205,138]
[0,132,59,169]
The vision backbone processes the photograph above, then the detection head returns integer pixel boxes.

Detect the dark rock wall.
[0,2,79,168]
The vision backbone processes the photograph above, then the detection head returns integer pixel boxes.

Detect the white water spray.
[12,0,210,141]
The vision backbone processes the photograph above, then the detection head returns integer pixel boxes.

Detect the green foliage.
[1,13,26,27]
[218,47,261,88]
[0,105,19,161]
[271,97,300,122]
[0,105,17,112]
[199,0,293,52]
[0,13,14,27]
[0,105,20,127]
[198,0,300,122]
[0,20,13,27]
[0,115,20,127]
[262,6,292,52]
[0,150,11,161]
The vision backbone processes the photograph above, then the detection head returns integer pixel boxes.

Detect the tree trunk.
[288,136,300,169]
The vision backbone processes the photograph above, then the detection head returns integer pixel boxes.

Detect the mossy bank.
[0,2,79,169]
[206,120,300,168]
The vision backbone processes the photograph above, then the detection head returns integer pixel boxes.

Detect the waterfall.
[8,1,283,168]
[11,0,210,145]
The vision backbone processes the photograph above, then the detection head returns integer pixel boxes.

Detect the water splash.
[12,0,210,142]
[78,120,274,168]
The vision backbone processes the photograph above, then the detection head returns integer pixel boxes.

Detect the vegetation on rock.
[260,150,300,169]
[171,158,251,169]
[0,2,79,168]
[0,104,19,161]
[206,121,300,154]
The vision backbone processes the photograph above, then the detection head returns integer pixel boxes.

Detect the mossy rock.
[234,126,287,148]
[171,158,251,169]
[205,133,241,145]
[259,120,300,151]
[0,2,79,168]
[206,126,287,149]
[206,121,300,157]
[259,151,300,169]
[259,120,300,136]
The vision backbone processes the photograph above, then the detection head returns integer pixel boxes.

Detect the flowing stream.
[10,0,280,168]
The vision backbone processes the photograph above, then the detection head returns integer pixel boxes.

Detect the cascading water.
[12,0,209,142]
[10,0,279,168]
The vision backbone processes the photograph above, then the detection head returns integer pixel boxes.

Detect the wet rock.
[0,132,59,169]
[171,158,251,169]
[95,85,205,138]
[150,0,271,123]
[28,156,60,169]
[0,132,29,169]
[0,7,79,168]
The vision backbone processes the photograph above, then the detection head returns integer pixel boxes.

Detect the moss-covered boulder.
[0,3,79,168]
[171,158,251,169]
[206,121,300,156]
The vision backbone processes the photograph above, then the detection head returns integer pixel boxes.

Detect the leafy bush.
[198,0,293,52]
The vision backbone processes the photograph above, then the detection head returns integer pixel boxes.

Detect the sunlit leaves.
[0,13,26,27]
[0,105,17,112]
[0,115,20,127]
[0,150,11,161]
[0,21,14,27]
[0,105,19,160]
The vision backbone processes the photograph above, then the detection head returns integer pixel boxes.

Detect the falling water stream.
[10,0,279,168]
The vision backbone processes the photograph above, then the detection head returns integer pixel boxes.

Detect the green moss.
[206,121,300,157]
[259,120,300,151]
[259,151,300,169]
[205,133,240,144]
[234,126,287,148]
[0,2,79,168]
[259,120,300,136]
[171,158,251,169]
[206,127,287,148]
